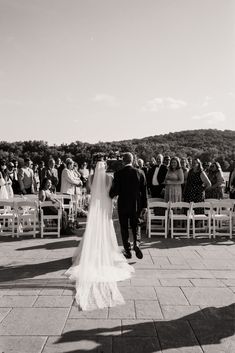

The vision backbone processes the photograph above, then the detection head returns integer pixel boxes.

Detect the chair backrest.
[169,202,191,214]
[39,201,61,210]
[0,200,15,212]
[148,201,169,209]
[191,201,212,213]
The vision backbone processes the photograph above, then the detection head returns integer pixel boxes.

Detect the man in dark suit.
[109,152,147,259]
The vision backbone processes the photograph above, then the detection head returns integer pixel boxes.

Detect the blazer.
[109,165,147,214]
[147,164,168,188]
[60,168,81,195]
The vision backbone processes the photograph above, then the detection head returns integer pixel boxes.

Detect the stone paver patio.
[0,220,235,352]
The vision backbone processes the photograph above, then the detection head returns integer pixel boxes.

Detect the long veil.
[65,161,134,310]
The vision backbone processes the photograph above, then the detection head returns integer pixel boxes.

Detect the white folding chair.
[191,201,212,239]
[169,202,191,238]
[0,200,16,237]
[147,200,169,238]
[15,200,38,238]
[211,199,234,239]
[56,194,76,223]
[39,201,62,238]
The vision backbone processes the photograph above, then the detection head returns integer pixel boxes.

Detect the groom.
[109,152,147,259]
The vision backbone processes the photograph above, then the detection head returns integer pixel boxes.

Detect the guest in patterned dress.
[205,162,225,199]
[164,157,184,202]
[184,158,211,203]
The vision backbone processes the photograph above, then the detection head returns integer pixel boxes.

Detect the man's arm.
[109,171,119,199]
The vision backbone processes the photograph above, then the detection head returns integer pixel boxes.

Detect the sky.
[0,0,235,144]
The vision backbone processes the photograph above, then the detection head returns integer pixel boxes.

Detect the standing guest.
[202,161,211,175]
[56,158,62,169]
[187,156,193,169]
[38,161,45,187]
[184,158,211,203]
[148,154,164,197]
[79,162,90,185]
[56,160,65,192]
[180,157,189,195]
[164,157,184,202]
[137,158,148,179]
[0,160,9,199]
[7,161,19,194]
[228,160,235,199]
[73,162,83,197]
[42,158,58,193]
[33,163,40,192]
[18,158,35,195]
[60,158,82,196]
[205,162,225,199]
[109,152,147,259]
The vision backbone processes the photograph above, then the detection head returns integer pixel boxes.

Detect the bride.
[65,160,134,311]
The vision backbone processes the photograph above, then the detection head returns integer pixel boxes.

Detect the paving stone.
[63,318,121,336]
[161,305,205,320]
[0,336,47,353]
[120,286,157,300]
[190,318,235,353]
[135,300,163,319]
[0,295,37,307]
[0,308,11,322]
[221,279,235,286]
[0,288,41,296]
[113,337,160,353]
[131,278,161,286]
[122,319,157,336]
[155,287,189,305]
[42,335,112,353]
[154,269,214,279]
[69,306,108,319]
[211,270,235,279]
[182,287,235,306]
[190,279,225,287]
[155,320,202,352]
[0,308,69,335]
[39,288,64,295]
[34,295,73,307]
[108,300,135,319]
[160,279,192,287]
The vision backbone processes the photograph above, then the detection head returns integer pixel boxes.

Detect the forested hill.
[0,129,235,170]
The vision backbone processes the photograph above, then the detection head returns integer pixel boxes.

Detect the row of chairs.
[0,192,87,238]
[147,198,235,239]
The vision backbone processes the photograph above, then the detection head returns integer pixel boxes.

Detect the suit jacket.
[60,168,81,195]
[147,164,168,188]
[109,165,147,214]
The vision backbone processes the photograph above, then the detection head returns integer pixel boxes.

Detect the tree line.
[0,129,235,171]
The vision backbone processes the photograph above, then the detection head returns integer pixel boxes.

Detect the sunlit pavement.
[0,219,235,353]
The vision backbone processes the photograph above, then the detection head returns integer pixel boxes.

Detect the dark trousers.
[150,185,164,198]
[118,210,139,251]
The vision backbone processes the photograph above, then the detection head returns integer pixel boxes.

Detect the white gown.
[65,161,134,311]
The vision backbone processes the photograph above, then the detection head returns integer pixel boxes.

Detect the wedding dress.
[65,161,134,311]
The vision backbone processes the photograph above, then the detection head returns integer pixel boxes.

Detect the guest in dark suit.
[109,152,147,259]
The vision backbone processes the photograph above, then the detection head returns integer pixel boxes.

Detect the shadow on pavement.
[55,304,235,353]
[16,239,80,251]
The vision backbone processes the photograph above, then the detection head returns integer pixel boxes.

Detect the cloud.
[192,112,226,124]
[92,94,119,107]
[142,97,187,112]
[201,95,213,107]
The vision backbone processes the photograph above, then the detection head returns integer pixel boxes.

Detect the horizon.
[1,0,235,144]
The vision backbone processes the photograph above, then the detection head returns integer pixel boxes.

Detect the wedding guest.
[0,160,9,199]
[39,178,68,234]
[18,158,35,194]
[148,154,165,197]
[164,157,184,202]
[38,160,45,187]
[137,158,148,179]
[56,160,65,192]
[7,161,19,194]
[228,160,235,199]
[60,158,82,195]
[180,157,189,195]
[33,163,40,192]
[202,161,211,175]
[79,162,89,185]
[187,156,193,169]
[184,158,211,203]
[42,158,58,193]
[205,162,225,199]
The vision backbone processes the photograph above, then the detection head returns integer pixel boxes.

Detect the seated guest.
[39,178,68,234]
[164,157,184,202]
[205,162,225,199]
[18,158,35,194]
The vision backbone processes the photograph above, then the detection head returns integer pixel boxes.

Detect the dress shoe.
[133,245,143,259]
[123,249,132,259]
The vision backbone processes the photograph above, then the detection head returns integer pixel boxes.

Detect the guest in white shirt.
[60,158,82,195]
